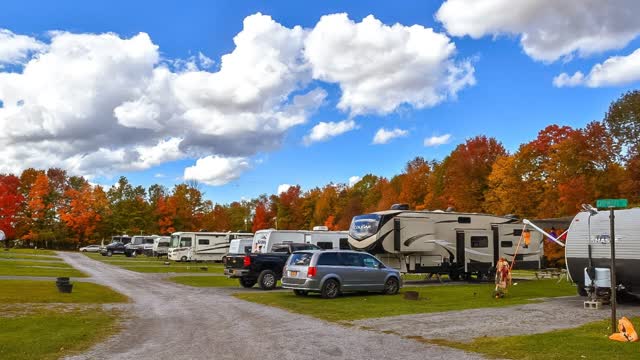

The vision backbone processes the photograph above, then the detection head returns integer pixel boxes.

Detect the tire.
[321,279,340,299]
[107,250,113,257]
[258,270,277,290]
[577,282,588,297]
[293,289,308,296]
[180,256,188,262]
[383,277,400,295]
[239,277,256,288]
[449,271,460,281]
[81,250,86,252]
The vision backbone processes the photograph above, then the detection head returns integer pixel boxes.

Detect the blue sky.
[1,0,639,203]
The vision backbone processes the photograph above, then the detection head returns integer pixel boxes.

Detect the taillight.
[307,266,317,278]
[243,256,251,267]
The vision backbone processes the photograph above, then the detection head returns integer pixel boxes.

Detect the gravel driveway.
[59,253,485,360]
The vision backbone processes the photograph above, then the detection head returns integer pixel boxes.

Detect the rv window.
[316,242,333,250]
[180,237,192,247]
[318,252,341,266]
[470,236,488,248]
[513,229,523,236]
[339,238,350,250]
[289,253,312,266]
[341,253,364,267]
[458,217,471,224]
[501,241,513,248]
[144,238,155,244]
[198,239,210,245]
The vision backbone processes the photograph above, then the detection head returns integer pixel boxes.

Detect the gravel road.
[59,253,485,360]
[354,296,640,342]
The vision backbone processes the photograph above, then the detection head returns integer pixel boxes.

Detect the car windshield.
[289,252,313,266]
[169,235,180,248]
[349,214,382,240]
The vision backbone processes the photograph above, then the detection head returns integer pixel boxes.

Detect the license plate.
[290,271,298,277]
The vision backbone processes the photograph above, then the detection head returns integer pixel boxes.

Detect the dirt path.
[59,252,486,360]
[353,296,640,343]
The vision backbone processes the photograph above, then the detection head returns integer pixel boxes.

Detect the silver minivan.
[281,250,401,299]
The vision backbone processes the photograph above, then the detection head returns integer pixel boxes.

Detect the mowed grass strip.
[169,275,240,287]
[428,317,640,360]
[121,265,224,273]
[0,280,128,304]
[234,280,576,322]
[0,259,72,268]
[0,253,63,261]
[0,309,120,360]
[0,248,57,256]
[0,265,86,277]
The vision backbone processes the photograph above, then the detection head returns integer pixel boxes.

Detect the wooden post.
[610,207,617,334]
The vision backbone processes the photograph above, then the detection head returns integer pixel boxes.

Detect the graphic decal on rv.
[403,233,435,247]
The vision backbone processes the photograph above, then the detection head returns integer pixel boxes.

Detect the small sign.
[596,199,628,208]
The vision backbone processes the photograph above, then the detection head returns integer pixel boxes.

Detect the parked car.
[281,250,401,299]
[79,245,102,253]
[223,243,320,290]
[100,242,137,257]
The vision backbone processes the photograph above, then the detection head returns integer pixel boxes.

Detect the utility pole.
[610,207,617,333]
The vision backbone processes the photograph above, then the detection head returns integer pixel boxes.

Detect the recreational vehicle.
[228,238,253,254]
[129,235,159,254]
[348,208,543,279]
[152,236,170,257]
[252,228,350,253]
[168,232,253,262]
[565,208,640,296]
[111,235,132,245]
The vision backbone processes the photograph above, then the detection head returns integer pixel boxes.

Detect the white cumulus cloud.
[305,13,475,116]
[424,134,452,147]
[303,119,357,145]
[277,184,292,194]
[372,128,408,144]
[554,48,640,88]
[184,155,250,186]
[0,29,45,66]
[436,0,640,62]
[348,176,361,187]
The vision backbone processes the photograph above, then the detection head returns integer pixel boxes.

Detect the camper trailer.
[129,235,159,254]
[566,208,640,296]
[348,208,543,279]
[168,231,253,262]
[228,238,253,254]
[111,235,132,245]
[252,227,350,253]
[152,236,171,257]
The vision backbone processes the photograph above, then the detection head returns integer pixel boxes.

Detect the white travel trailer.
[152,236,171,257]
[168,232,253,262]
[252,227,350,253]
[566,208,640,296]
[129,235,158,254]
[228,238,253,254]
[348,208,543,279]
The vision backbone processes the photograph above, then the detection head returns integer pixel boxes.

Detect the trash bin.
[56,277,73,293]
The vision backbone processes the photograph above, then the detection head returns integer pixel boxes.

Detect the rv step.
[583,301,602,310]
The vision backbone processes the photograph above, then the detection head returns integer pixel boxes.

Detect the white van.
[252,228,350,253]
[168,231,254,262]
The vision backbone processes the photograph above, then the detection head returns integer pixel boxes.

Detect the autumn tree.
[0,174,24,246]
[59,183,109,244]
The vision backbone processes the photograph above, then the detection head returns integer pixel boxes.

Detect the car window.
[289,253,313,266]
[362,255,381,269]
[317,252,341,266]
[340,253,364,267]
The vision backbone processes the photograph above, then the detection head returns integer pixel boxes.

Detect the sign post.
[596,199,627,334]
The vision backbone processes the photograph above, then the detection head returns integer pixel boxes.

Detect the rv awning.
[528,216,575,229]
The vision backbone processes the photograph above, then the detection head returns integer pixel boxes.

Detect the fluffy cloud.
[305,13,475,115]
[183,156,250,186]
[277,184,292,194]
[0,29,45,65]
[372,128,408,144]
[554,48,640,88]
[303,119,357,145]
[424,134,451,147]
[348,176,361,187]
[436,0,640,62]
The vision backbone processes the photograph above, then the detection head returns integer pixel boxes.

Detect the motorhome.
[252,227,350,253]
[168,232,253,262]
[348,207,543,279]
[565,208,640,296]
[152,236,171,257]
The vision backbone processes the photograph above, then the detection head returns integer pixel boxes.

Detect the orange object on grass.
[609,317,639,342]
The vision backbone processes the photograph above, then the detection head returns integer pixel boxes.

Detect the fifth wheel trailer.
[348,208,543,279]
[168,232,253,262]
[566,208,640,296]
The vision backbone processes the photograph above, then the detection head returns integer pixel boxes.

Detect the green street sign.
[596,199,628,208]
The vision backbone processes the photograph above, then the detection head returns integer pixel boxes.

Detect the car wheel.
[107,250,113,257]
[258,270,277,290]
[383,277,400,295]
[81,250,86,252]
[180,256,188,262]
[239,277,257,288]
[293,290,308,296]
[321,279,340,299]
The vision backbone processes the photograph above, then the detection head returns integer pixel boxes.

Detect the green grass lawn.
[0,266,86,277]
[0,248,57,256]
[0,309,120,360]
[0,259,72,268]
[0,253,63,261]
[430,317,640,360]
[0,280,128,304]
[169,275,241,287]
[234,279,576,322]
[121,265,224,273]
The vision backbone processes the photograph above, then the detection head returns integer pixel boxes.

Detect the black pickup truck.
[223,243,320,290]
[100,242,137,257]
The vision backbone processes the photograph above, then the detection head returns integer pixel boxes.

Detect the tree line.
[0,90,639,250]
